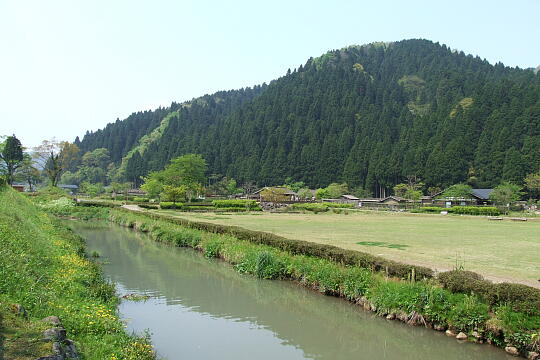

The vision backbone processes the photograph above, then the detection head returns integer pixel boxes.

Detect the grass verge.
[0,187,155,360]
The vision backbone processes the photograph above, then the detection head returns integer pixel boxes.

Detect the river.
[68,221,512,360]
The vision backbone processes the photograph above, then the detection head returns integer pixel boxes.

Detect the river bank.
[0,187,155,360]
[107,206,539,359]
[70,219,514,360]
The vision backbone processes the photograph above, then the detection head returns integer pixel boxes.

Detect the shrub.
[255,251,286,279]
[439,271,540,315]
[133,196,149,202]
[160,202,183,209]
[450,206,501,216]
[323,202,354,208]
[139,203,159,209]
[448,294,489,331]
[292,203,328,213]
[212,199,260,210]
[203,236,224,258]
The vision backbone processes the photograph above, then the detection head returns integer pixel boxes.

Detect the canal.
[68,221,512,360]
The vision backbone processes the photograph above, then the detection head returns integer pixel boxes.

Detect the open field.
[154,210,540,288]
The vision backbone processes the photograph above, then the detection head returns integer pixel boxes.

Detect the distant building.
[250,187,298,202]
[11,184,25,192]
[59,184,79,195]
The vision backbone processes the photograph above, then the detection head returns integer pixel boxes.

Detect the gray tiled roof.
[471,188,493,200]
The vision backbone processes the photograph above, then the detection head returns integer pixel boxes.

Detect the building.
[250,187,298,202]
[59,184,79,195]
[11,184,25,192]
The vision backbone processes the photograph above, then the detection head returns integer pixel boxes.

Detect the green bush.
[323,202,354,208]
[411,206,447,213]
[203,235,224,258]
[255,251,286,279]
[77,200,119,208]
[133,196,149,202]
[138,203,159,209]
[292,203,328,213]
[212,199,260,209]
[160,202,183,209]
[450,206,501,216]
[439,271,540,315]
[448,294,489,331]
[412,206,501,215]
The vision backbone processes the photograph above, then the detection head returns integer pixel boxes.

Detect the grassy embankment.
[154,210,540,287]
[0,187,154,360]
[108,207,540,357]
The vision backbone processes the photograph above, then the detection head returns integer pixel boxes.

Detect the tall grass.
[0,187,155,359]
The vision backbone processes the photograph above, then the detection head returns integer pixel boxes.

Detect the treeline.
[79,39,540,194]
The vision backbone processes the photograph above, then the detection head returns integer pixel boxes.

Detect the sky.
[1,0,539,148]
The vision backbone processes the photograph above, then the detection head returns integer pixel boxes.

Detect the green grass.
[0,187,155,360]
[154,210,540,288]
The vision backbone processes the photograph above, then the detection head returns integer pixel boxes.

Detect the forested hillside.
[79,39,540,195]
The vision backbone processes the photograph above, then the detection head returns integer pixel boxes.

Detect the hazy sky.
[1,0,539,148]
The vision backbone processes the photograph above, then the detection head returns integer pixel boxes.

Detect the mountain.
[78,39,540,195]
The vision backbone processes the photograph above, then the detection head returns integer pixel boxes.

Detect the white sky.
[1,0,539,148]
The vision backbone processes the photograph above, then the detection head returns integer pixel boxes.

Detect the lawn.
[154,210,540,288]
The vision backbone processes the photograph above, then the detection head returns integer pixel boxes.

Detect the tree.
[325,183,348,198]
[0,135,24,185]
[489,182,523,209]
[140,175,164,200]
[16,156,41,191]
[315,188,329,200]
[161,185,187,204]
[226,179,241,196]
[33,140,80,187]
[154,154,207,201]
[524,172,540,199]
[79,181,105,197]
[297,188,313,200]
[441,184,473,199]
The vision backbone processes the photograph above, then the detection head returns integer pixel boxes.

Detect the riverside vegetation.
[0,186,155,360]
[106,206,540,357]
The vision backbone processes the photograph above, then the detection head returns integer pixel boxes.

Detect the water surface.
[69,221,512,360]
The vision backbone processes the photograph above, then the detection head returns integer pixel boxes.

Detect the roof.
[380,196,407,203]
[59,184,78,189]
[341,194,360,200]
[471,189,493,200]
[253,187,297,195]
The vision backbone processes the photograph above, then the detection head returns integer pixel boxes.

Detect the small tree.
[442,184,473,199]
[140,175,164,200]
[16,156,41,191]
[524,171,540,200]
[33,140,79,187]
[297,188,313,201]
[0,135,24,185]
[325,183,348,198]
[315,188,329,200]
[161,185,187,205]
[489,182,523,210]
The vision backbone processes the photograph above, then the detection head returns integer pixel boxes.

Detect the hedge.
[292,203,329,213]
[449,206,501,216]
[77,200,120,208]
[412,206,501,216]
[438,270,540,315]
[323,202,354,209]
[113,207,433,280]
[159,202,184,209]
[212,199,260,209]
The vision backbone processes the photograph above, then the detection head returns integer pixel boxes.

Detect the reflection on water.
[69,221,512,360]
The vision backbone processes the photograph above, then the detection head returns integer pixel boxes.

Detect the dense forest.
[77,39,540,195]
